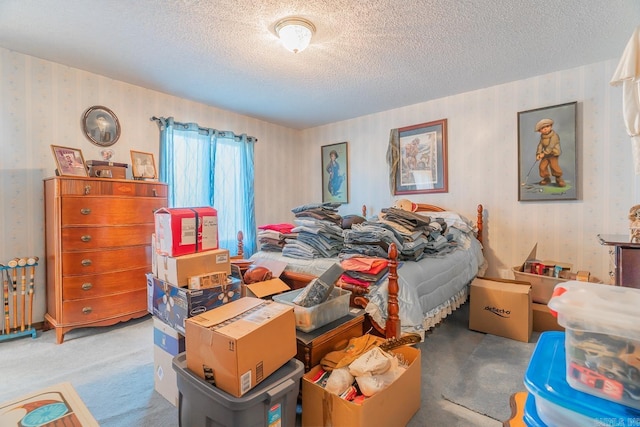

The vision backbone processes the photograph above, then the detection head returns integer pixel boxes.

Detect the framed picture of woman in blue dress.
[321,141,348,204]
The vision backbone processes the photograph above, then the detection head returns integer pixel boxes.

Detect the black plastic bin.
[172,353,303,427]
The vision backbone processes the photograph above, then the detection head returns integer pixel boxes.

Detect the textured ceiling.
[1,1,639,129]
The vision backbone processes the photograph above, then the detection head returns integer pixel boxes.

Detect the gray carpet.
[0,316,177,427]
[442,331,540,421]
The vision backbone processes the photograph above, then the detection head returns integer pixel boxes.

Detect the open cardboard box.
[302,346,421,427]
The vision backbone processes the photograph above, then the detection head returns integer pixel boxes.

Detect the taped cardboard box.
[532,302,564,332]
[301,346,421,427]
[156,249,230,287]
[147,273,241,334]
[153,317,185,406]
[154,207,218,256]
[469,277,532,343]
[185,297,296,397]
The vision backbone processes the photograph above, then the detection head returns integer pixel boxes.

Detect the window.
[155,117,257,257]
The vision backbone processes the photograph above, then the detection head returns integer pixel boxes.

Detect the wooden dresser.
[44,177,167,343]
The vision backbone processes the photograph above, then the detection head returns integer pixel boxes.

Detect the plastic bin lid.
[523,393,545,427]
[524,332,640,421]
[548,281,640,340]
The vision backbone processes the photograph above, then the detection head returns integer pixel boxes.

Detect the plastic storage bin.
[548,281,640,409]
[523,393,545,427]
[272,287,351,332]
[524,331,640,427]
[172,353,303,427]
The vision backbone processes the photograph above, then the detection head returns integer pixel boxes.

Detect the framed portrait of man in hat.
[518,101,578,201]
[321,141,349,203]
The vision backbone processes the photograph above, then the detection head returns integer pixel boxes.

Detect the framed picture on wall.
[50,145,88,177]
[321,142,348,204]
[518,101,578,201]
[390,119,448,195]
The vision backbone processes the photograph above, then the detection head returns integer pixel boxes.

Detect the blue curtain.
[154,117,257,257]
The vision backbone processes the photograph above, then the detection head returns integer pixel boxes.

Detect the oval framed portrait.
[82,105,120,147]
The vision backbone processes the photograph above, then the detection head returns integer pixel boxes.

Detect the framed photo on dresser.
[51,145,88,177]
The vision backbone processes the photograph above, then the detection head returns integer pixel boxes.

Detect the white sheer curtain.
[153,117,257,257]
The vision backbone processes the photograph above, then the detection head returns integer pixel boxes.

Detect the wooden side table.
[295,309,365,372]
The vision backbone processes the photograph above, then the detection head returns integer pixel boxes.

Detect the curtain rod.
[150,116,257,143]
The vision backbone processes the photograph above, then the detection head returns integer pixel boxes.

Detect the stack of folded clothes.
[257,223,295,252]
[282,202,344,259]
[339,256,389,288]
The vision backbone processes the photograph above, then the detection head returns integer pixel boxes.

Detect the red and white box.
[155,207,219,257]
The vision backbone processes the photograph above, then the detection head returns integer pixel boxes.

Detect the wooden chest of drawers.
[44,177,167,343]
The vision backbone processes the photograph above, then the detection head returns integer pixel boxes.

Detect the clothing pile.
[339,256,389,289]
[282,203,345,259]
[256,223,295,252]
[311,334,408,401]
[341,207,457,262]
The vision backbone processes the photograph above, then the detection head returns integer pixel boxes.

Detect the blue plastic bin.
[524,331,640,426]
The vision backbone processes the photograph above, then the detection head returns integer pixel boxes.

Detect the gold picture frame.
[321,142,349,204]
[130,150,157,179]
[50,145,88,177]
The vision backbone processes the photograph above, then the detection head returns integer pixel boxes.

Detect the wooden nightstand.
[294,309,365,372]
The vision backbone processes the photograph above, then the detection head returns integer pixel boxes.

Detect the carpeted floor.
[1,302,531,426]
[442,331,540,421]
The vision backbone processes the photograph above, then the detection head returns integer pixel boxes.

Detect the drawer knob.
[81,259,92,267]
[81,235,92,242]
[81,283,93,291]
[82,307,93,315]
[84,185,91,195]
[80,208,92,215]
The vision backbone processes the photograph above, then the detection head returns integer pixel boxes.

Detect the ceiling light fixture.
[275,17,315,53]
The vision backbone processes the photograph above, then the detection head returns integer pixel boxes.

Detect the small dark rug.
[442,332,539,421]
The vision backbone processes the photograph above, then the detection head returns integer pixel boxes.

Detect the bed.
[244,203,486,339]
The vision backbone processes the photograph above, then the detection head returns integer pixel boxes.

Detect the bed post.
[476,204,484,246]
[386,243,401,339]
[236,230,244,258]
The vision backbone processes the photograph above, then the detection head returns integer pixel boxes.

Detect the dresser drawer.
[61,288,147,324]
[62,224,155,250]
[62,267,149,300]
[62,197,164,225]
[58,179,167,198]
[62,246,151,275]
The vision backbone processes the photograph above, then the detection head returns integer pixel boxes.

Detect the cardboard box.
[469,277,532,343]
[185,297,297,397]
[301,346,421,427]
[242,278,291,299]
[153,317,185,406]
[532,302,564,332]
[156,249,230,287]
[155,207,218,256]
[148,273,242,334]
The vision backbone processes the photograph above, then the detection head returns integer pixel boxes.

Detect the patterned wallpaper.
[0,47,303,324]
[301,59,639,282]
[1,46,637,325]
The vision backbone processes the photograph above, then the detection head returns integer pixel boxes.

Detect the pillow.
[419,211,474,233]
